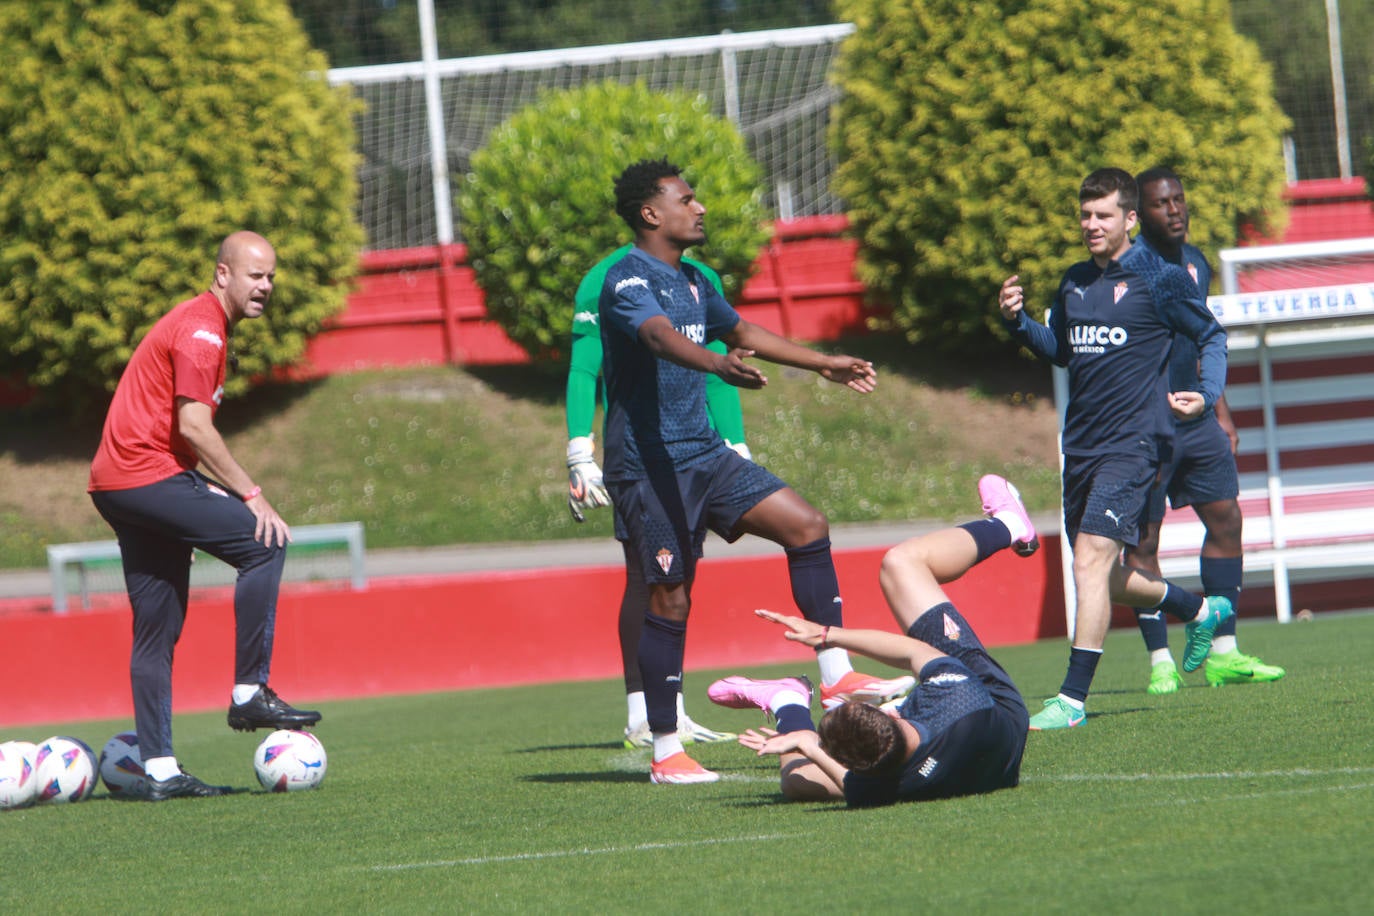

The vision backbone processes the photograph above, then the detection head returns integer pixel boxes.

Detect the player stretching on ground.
[999,168,1233,730]
[599,157,914,784]
[1125,166,1284,693]
[565,243,743,748]
[707,475,1034,806]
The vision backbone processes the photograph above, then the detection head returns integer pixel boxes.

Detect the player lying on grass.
[708,475,1034,806]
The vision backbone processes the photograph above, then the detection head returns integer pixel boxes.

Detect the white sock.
[1058,693,1085,711]
[232,684,261,706]
[994,510,1030,543]
[1149,648,1174,668]
[1212,635,1238,655]
[652,733,685,763]
[816,647,853,685]
[626,691,647,729]
[144,755,180,781]
[768,691,809,715]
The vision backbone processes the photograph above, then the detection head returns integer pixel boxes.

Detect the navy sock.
[1134,607,1170,652]
[959,519,1010,564]
[1060,646,1102,703]
[1201,556,1243,638]
[775,703,816,734]
[1157,582,1204,623]
[637,612,686,734]
[785,537,843,627]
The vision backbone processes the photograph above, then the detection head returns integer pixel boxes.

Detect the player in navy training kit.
[705,475,1036,807]
[1124,167,1285,694]
[599,158,914,784]
[998,167,1235,730]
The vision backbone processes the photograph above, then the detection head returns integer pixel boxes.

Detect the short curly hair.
[818,701,906,774]
[613,157,682,230]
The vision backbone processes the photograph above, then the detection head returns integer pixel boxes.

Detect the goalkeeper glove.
[567,436,611,522]
[725,440,753,462]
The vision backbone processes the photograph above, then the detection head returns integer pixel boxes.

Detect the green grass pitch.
[4,613,1372,913]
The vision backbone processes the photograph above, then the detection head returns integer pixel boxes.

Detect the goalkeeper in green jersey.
[565,243,747,748]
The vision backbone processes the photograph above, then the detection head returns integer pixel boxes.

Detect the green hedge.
[458,80,772,365]
[831,0,1290,347]
[0,0,363,410]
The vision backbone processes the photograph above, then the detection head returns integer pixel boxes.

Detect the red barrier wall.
[0,539,1066,728]
[295,181,1374,377]
[293,215,874,377]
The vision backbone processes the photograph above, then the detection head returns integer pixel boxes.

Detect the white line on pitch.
[369,833,798,871]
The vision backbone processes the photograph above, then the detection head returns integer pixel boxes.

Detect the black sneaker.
[227,685,323,732]
[146,771,231,802]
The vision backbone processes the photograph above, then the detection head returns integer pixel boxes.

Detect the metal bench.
[46,521,367,613]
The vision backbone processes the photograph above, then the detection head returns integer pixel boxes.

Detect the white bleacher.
[1154,321,1374,620]
[1054,243,1374,628]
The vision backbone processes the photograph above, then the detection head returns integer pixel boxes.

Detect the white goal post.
[326,24,856,251]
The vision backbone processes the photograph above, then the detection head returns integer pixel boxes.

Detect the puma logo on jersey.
[1104,508,1122,526]
[573,309,598,325]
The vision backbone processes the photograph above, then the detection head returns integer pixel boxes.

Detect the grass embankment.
[0,336,1060,568]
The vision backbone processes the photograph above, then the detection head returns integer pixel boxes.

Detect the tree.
[457,80,771,365]
[830,0,1290,349]
[0,0,363,410]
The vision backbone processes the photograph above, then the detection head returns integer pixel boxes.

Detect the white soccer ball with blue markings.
[33,735,98,804]
[253,729,327,792]
[99,731,149,798]
[0,740,40,810]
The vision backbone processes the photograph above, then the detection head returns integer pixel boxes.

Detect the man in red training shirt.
[89,231,321,801]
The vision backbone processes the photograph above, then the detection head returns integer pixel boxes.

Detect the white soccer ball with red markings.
[99,731,149,799]
[253,729,327,792]
[0,740,40,810]
[33,735,98,804]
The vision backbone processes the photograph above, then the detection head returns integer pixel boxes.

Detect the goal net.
[328,25,854,251]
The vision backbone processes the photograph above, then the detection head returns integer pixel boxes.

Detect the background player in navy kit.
[600,158,915,784]
[565,244,744,747]
[1125,167,1285,694]
[705,474,1035,806]
[999,168,1233,730]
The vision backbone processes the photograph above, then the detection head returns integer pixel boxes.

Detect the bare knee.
[881,539,930,586]
[1197,500,1243,554]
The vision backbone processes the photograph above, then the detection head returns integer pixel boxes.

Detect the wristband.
[242,486,262,502]
[820,626,831,649]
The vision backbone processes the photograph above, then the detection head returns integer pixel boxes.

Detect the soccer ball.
[0,740,40,810]
[33,735,98,804]
[99,731,149,799]
[253,730,327,792]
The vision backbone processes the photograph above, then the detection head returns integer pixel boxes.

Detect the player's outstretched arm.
[754,609,944,675]
[637,315,768,388]
[739,726,847,799]
[722,319,876,393]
